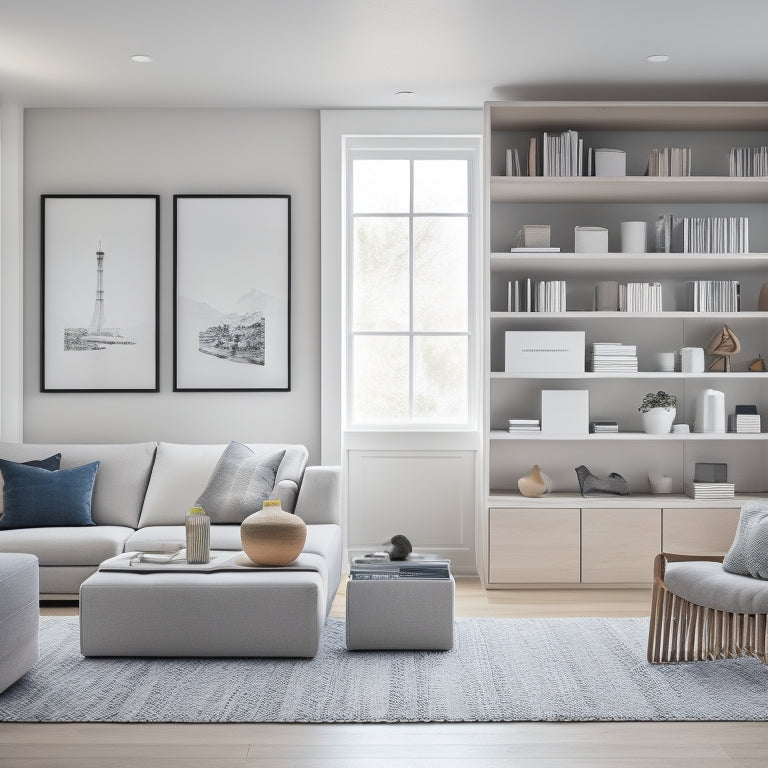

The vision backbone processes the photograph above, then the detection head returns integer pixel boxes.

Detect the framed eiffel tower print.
[41,195,159,392]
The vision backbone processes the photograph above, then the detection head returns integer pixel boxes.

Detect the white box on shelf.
[594,148,626,176]
[574,226,608,253]
[541,390,589,435]
[504,331,585,373]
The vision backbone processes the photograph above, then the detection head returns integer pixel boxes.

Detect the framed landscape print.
[41,195,160,392]
[173,194,291,391]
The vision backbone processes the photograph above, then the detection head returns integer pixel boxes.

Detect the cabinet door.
[663,507,740,556]
[581,508,661,584]
[489,507,580,584]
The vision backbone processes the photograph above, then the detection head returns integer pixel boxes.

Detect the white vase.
[641,407,676,435]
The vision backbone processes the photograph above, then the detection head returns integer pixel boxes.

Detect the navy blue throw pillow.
[0,459,99,529]
[23,453,62,471]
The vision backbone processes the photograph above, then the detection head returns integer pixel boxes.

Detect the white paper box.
[594,148,626,176]
[574,226,608,253]
[541,390,589,435]
[505,331,585,373]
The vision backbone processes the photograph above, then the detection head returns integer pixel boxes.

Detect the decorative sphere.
[240,501,307,566]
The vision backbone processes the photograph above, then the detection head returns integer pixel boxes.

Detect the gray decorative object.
[575,465,630,496]
[4,616,768,722]
[695,462,728,483]
[723,502,768,580]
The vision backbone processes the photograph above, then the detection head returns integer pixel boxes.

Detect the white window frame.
[344,136,480,431]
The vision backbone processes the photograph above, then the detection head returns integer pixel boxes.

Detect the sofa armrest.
[294,466,341,526]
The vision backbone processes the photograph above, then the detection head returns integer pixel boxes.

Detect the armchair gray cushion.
[723,501,768,580]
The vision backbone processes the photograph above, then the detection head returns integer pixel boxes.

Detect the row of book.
[729,146,768,177]
[619,282,662,312]
[349,554,451,580]
[506,279,566,312]
[590,342,638,372]
[655,215,749,253]
[687,280,740,312]
[646,147,692,177]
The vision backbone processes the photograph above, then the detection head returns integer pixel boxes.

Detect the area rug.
[1,616,767,723]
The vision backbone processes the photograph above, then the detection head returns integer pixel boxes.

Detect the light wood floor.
[2,578,765,768]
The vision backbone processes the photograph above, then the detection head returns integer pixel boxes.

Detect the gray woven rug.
[2,616,767,722]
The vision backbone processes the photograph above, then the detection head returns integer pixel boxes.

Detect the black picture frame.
[41,194,160,392]
[173,194,291,392]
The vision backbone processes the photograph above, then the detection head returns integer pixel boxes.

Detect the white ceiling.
[1,0,767,109]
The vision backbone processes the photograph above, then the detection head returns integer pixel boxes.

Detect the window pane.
[413,336,468,423]
[353,159,410,213]
[413,217,468,332]
[413,160,468,213]
[353,217,409,332]
[353,336,409,422]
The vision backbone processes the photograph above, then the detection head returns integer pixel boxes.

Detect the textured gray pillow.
[723,502,768,580]
[195,442,285,524]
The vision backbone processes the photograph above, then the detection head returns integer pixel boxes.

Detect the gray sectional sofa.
[0,442,342,608]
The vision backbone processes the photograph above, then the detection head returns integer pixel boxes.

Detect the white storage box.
[541,390,590,435]
[574,226,608,253]
[505,331,585,373]
[594,148,626,176]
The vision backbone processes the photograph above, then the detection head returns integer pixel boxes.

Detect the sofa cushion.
[0,460,99,529]
[0,526,135,566]
[195,442,285,523]
[664,560,768,614]
[0,443,157,528]
[137,443,308,527]
[723,501,768,580]
[0,454,61,516]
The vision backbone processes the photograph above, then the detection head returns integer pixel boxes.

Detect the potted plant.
[638,391,677,434]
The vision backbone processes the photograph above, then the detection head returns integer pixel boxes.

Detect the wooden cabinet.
[581,508,660,583]
[481,100,768,588]
[489,507,580,584]
[662,507,741,556]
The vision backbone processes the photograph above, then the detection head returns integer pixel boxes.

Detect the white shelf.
[490,176,768,204]
[490,311,766,320]
[490,371,768,379]
[487,491,765,509]
[490,430,765,440]
[490,252,768,275]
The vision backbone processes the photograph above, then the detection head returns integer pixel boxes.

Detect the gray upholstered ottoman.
[346,575,455,650]
[0,553,39,693]
[79,566,327,657]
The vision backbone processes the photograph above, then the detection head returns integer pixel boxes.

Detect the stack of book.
[730,146,768,177]
[684,482,735,500]
[646,147,692,176]
[590,421,618,433]
[729,406,761,433]
[508,418,541,433]
[687,280,740,312]
[590,342,638,372]
[619,283,662,312]
[542,130,583,177]
[349,554,451,580]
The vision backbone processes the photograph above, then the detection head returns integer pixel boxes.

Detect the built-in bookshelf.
[481,101,768,589]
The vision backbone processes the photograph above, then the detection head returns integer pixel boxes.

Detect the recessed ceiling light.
[131,54,153,63]
[646,55,670,63]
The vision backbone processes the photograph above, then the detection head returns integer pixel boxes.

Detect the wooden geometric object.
[647,552,768,665]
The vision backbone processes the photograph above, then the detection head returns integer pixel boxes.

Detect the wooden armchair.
[647,552,768,664]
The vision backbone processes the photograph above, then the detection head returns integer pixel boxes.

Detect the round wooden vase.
[517,464,552,497]
[240,500,307,566]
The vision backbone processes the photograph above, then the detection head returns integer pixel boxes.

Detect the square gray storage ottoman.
[79,568,326,657]
[346,575,455,650]
[0,553,39,693]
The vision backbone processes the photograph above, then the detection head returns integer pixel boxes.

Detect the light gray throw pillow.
[195,442,285,524]
[723,502,768,580]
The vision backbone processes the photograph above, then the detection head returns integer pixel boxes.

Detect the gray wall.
[23,109,321,459]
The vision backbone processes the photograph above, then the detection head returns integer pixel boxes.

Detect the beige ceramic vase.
[240,500,307,566]
[517,464,553,498]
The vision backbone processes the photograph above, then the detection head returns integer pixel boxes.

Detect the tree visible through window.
[346,142,478,427]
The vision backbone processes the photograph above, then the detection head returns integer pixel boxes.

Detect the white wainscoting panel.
[347,450,476,574]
